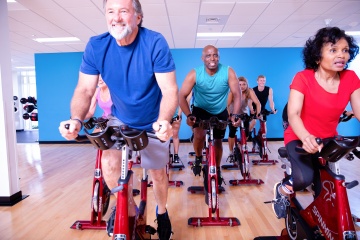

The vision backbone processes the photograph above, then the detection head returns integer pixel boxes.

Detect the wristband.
[71,118,83,130]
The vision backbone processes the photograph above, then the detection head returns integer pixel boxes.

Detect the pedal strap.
[280,184,294,195]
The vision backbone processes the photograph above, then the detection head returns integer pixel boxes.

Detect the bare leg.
[149,168,168,214]
[101,149,122,192]
[172,121,180,154]
[249,119,256,133]
[193,127,206,157]
[228,137,235,152]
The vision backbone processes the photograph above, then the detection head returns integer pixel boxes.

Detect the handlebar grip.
[64,123,89,142]
[295,137,322,154]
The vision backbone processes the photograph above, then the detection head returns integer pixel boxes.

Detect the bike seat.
[278,147,288,158]
[321,137,360,163]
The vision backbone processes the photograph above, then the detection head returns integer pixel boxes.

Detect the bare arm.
[249,89,261,115]
[153,71,178,141]
[227,92,234,115]
[179,70,196,117]
[288,89,319,153]
[350,88,360,121]
[228,68,241,115]
[85,88,99,119]
[268,87,276,112]
[59,72,99,139]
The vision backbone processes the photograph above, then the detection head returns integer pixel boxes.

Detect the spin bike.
[69,117,111,230]
[187,117,225,194]
[222,113,254,170]
[251,109,278,165]
[256,135,360,240]
[188,116,240,227]
[70,118,162,239]
[228,114,264,186]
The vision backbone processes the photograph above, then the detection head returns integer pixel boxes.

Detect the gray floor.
[16,130,39,143]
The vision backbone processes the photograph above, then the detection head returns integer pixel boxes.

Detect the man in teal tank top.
[179,45,242,186]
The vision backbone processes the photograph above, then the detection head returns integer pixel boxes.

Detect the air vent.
[206,17,220,24]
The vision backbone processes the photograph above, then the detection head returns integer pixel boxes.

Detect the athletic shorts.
[106,115,169,170]
[192,106,228,139]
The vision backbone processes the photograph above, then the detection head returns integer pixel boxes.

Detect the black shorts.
[192,106,228,139]
[228,118,249,138]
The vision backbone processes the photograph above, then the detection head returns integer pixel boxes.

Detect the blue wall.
[35,48,360,142]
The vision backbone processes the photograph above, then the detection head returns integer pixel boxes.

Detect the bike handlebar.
[295,136,360,163]
[64,117,161,151]
[197,116,228,131]
[338,111,354,123]
[261,109,276,116]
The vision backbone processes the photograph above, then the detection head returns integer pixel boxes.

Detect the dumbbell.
[23,104,36,113]
[20,96,37,105]
[23,113,30,120]
[30,112,38,121]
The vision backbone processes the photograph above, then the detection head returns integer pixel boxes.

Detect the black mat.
[16,130,39,143]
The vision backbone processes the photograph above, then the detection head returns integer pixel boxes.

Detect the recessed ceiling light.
[15,66,35,69]
[346,31,360,36]
[7,0,16,2]
[197,32,244,37]
[33,37,80,43]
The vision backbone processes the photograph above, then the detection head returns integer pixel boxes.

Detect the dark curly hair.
[302,27,359,71]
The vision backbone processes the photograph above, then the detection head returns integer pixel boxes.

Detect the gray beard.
[109,25,132,41]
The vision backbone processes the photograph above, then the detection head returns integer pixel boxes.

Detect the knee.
[149,168,167,183]
[293,178,313,191]
[101,151,120,173]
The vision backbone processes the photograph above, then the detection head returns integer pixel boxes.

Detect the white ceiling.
[7,0,360,69]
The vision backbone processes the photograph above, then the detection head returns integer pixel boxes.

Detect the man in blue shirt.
[59,0,177,239]
[179,45,241,185]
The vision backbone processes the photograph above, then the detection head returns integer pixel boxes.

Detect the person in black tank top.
[249,75,277,133]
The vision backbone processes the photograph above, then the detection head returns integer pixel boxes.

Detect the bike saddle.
[278,147,288,158]
[119,125,149,151]
[321,136,360,163]
[84,126,116,150]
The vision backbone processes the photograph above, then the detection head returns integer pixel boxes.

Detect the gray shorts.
[107,115,169,170]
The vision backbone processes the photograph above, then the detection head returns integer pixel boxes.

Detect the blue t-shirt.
[80,28,176,130]
[193,63,230,115]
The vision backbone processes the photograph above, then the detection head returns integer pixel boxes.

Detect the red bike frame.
[256,136,360,240]
[188,117,240,227]
[70,149,109,230]
[111,132,157,240]
[252,110,278,165]
[229,115,264,186]
[187,129,225,194]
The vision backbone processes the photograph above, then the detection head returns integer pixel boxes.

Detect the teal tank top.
[193,64,229,115]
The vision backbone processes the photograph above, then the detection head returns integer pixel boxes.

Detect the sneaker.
[272,182,289,219]
[106,206,116,237]
[155,207,172,240]
[192,156,202,176]
[217,169,225,187]
[173,154,180,164]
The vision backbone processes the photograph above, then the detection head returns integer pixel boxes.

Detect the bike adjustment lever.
[344,180,359,189]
